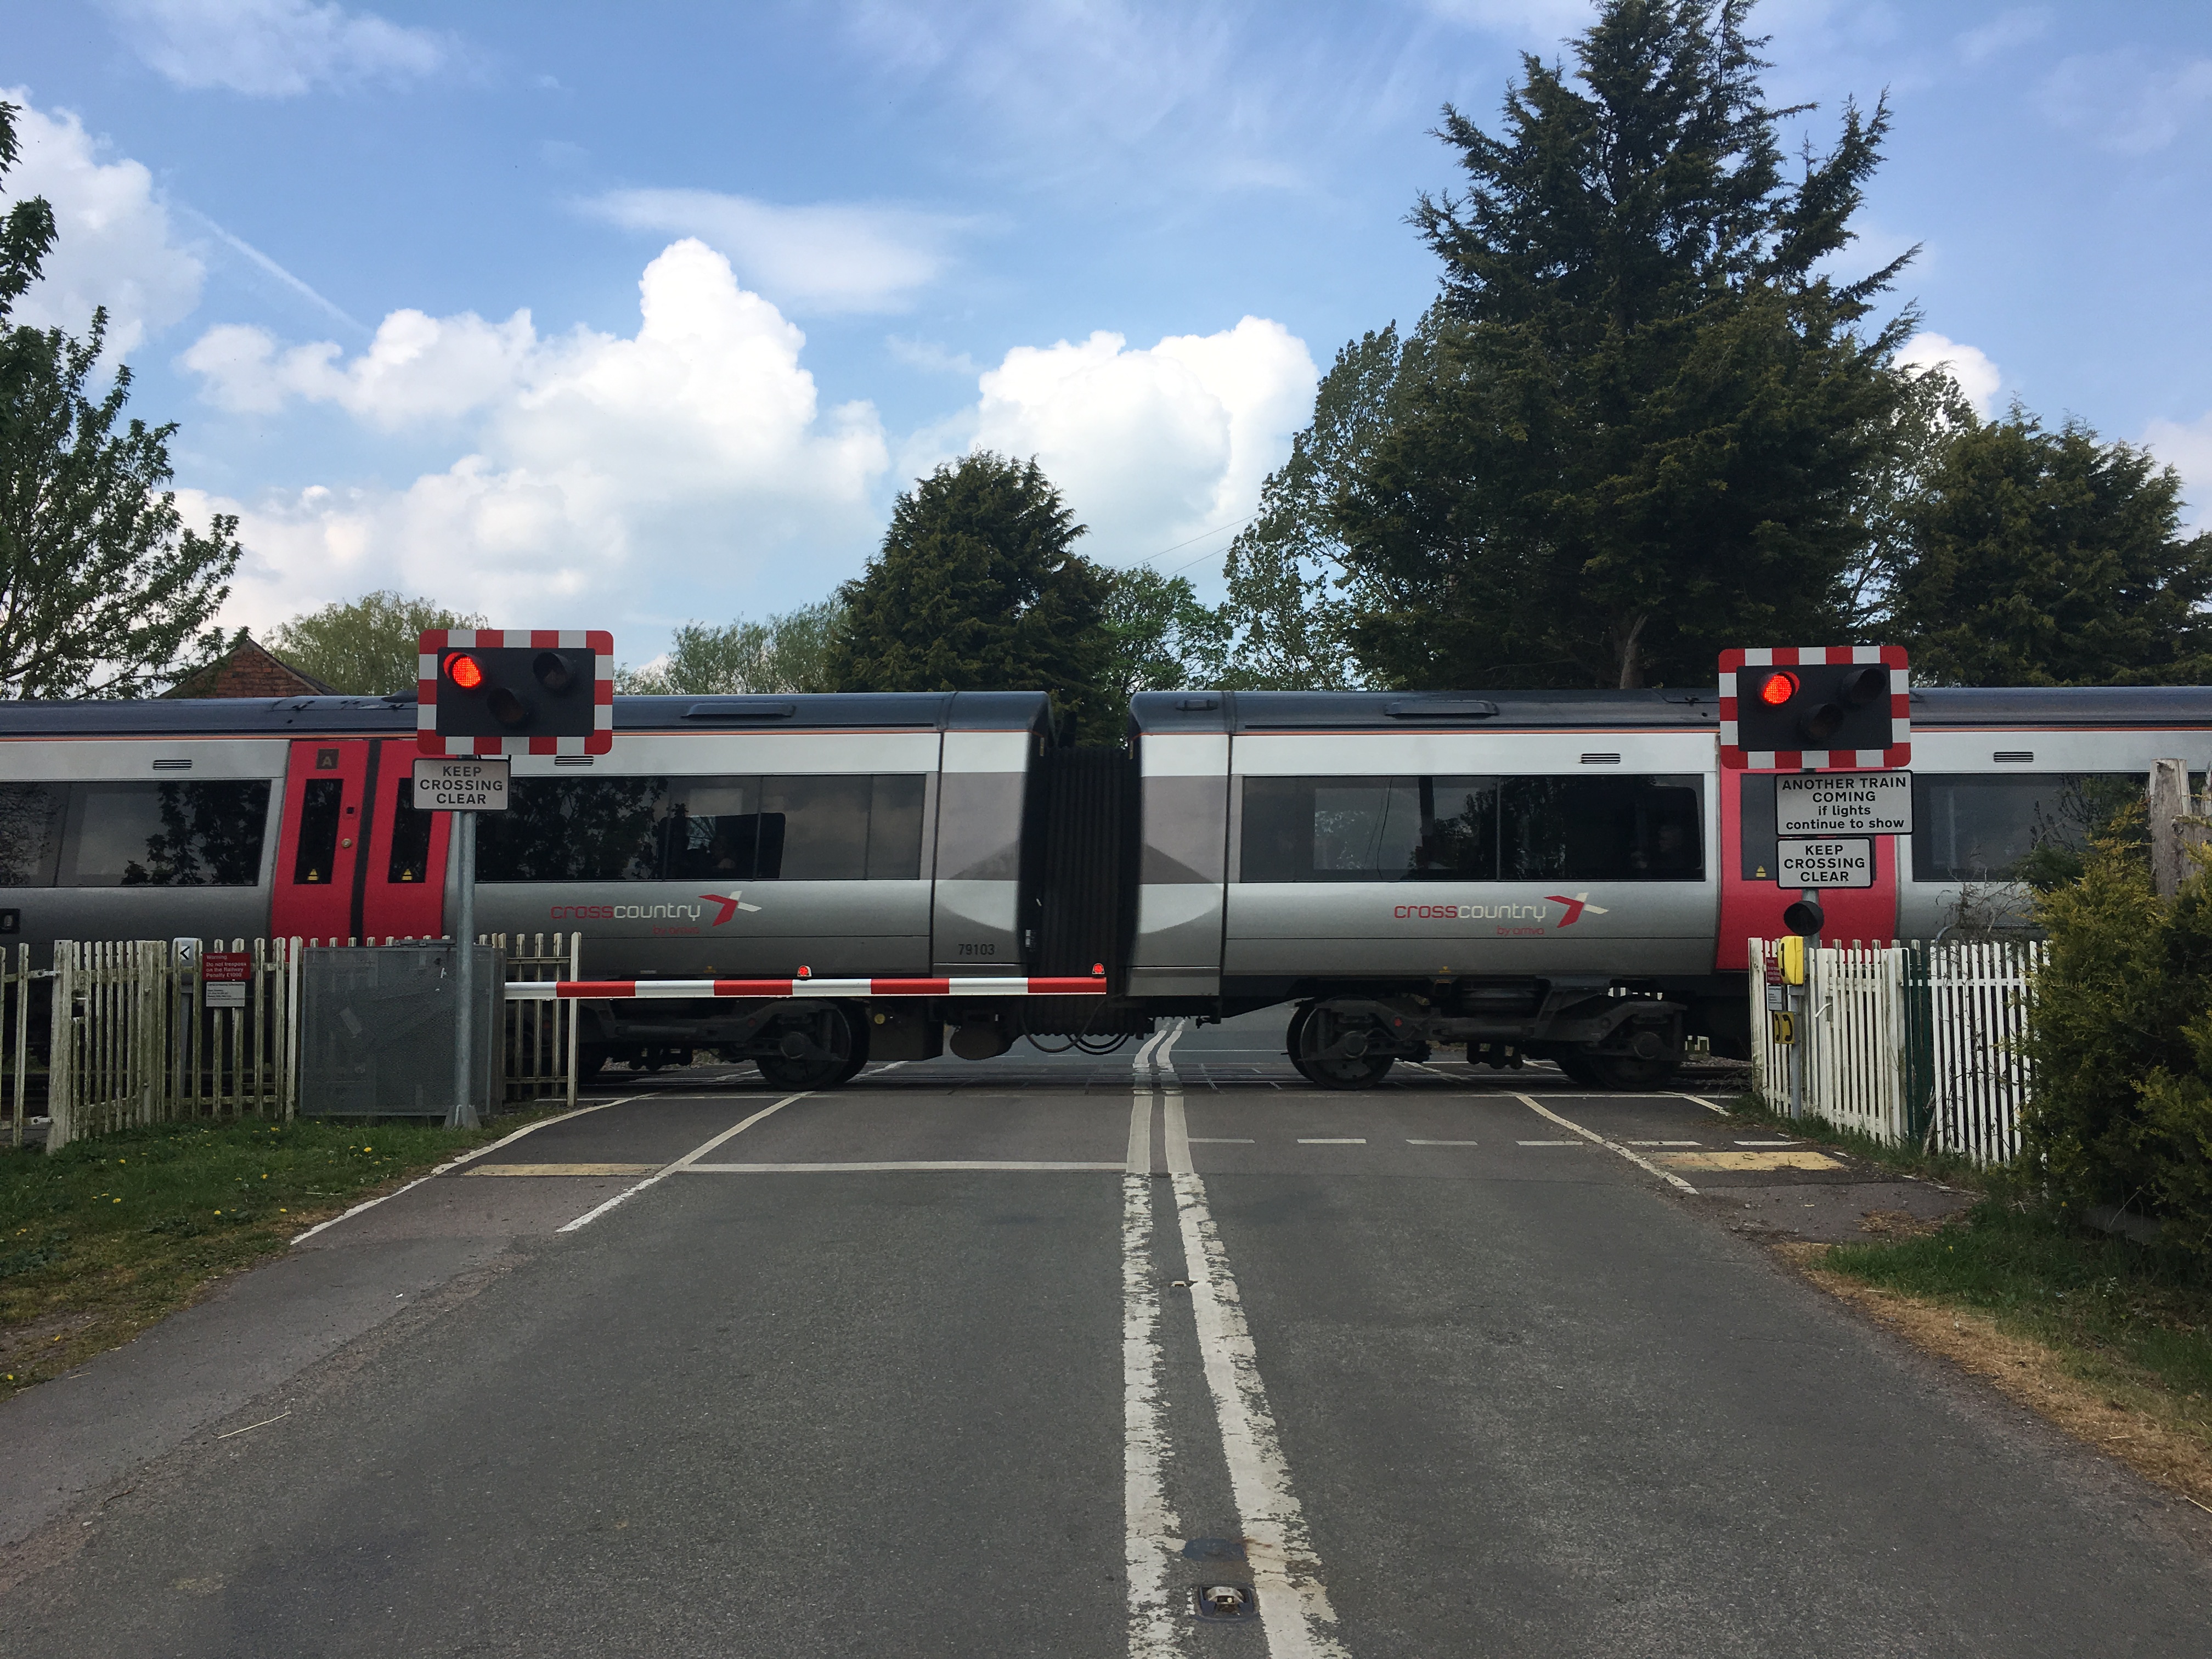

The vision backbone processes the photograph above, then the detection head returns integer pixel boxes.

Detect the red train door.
[359,741,450,940]
[272,740,369,941]
[271,738,452,942]
[1716,770,1900,968]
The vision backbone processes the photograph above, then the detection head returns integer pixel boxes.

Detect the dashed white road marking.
[1514,1094,1700,1195]
[1517,1139,1583,1147]
[1161,1031,1346,1659]
[1676,1093,1733,1115]
[1736,1139,1798,1147]
[1407,1139,1480,1146]
[1189,1137,1255,1144]
[1297,1137,1366,1145]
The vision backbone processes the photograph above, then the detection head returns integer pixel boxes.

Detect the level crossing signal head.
[419,629,613,756]
[1718,646,1910,770]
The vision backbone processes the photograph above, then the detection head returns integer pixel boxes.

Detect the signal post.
[1720,646,1912,1120]
[417,629,612,1127]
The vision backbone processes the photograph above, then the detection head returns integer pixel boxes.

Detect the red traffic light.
[1758,669,1799,706]
[444,652,485,690]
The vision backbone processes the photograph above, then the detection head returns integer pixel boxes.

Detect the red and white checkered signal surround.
[417,629,614,756]
[1718,645,1910,771]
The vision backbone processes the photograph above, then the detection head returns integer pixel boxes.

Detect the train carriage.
[1,682,2207,1092]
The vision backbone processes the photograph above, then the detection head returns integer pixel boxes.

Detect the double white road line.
[1126,1022,1346,1659]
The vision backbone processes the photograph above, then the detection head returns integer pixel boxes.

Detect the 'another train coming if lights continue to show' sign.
[418,629,613,757]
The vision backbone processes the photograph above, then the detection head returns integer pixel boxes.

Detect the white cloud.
[102,0,450,97]
[177,240,890,633]
[941,317,1317,567]
[0,92,205,355]
[2041,50,2212,154]
[182,307,535,424]
[585,189,970,315]
[2144,413,2212,528]
[1897,331,2001,418]
[1957,7,2050,65]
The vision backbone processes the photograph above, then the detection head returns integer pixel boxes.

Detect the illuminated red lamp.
[1757,669,1799,706]
[443,652,486,690]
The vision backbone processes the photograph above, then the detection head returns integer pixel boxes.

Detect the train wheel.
[1551,1049,1601,1087]
[755,1006,861,1090]
[1284,1005,1323,1084]
[1590,1053,1678,1091]
[1293,1010,1395,1090]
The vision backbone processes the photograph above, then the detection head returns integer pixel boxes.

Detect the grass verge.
[1795,1197,2212,1513]
[1,1108,573,1401]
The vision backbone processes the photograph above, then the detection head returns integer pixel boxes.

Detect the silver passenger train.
[0,684,2205,1088]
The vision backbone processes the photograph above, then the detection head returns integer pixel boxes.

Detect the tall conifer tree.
[1333,0,1912,689]
[828,453,1113,740]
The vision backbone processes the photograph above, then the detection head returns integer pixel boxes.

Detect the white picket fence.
[1748,936,2044,1163]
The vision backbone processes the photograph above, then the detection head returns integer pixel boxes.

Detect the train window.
[0,783,66,887]
[662,778,761,882]
[866,775,927,880]
[386,775,436,884]
[478,777,668,881]
[292,778,344,885]
[1911,774,2141,884]
[1502,776,1702,882]
[63,781,271,887]
[1239,777,1499,881]
[760,775,873,879]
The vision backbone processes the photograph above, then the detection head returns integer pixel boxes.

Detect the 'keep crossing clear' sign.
[413,756,510,811]
[1778,837,1874,889]
[1774,771,1911,837]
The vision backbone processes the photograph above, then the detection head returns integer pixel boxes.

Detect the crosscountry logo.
[1544,893,1609,927]
[702,892,763,926]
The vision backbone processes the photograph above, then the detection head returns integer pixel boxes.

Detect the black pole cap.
[1783,896,1826,937]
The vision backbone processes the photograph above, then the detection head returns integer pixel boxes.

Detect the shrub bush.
[2025,823,2212,1259]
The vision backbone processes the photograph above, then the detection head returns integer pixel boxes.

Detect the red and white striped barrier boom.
[504,974,1109,1002]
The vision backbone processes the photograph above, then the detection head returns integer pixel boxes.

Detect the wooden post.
[2151,758,2190,898]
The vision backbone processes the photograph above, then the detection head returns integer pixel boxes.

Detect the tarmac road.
[2,1010,2207,1657]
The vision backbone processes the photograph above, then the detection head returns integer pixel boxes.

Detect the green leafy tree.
[267,591,487,696]
[0,104,239,698]
[617,600,844,695]
[1100,567,1228,699]
[1330,0,1913,690]
[2026,821,2212,1260]
[1214,319,1444,689]
[1886,411,2212,685]
[828,453,1113,740]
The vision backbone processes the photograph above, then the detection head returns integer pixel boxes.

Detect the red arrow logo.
[701,892,760,926]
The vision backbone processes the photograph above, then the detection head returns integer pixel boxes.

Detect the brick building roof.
[165,633,338,699]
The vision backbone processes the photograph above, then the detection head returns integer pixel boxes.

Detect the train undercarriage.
[574,974,1746,1091]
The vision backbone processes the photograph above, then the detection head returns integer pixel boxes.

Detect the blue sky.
[5,1,2211,669]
